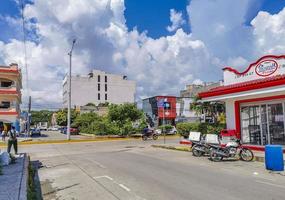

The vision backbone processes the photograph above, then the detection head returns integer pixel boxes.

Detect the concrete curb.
[152,145,191,152]
[19,153,28,200]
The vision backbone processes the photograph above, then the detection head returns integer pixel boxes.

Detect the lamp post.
[67,39,76,140]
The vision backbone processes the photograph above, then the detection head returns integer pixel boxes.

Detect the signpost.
[157,98,171,144]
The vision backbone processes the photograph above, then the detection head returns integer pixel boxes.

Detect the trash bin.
[265,145,284,171]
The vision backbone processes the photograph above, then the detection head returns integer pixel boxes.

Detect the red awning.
[199,74,285,98]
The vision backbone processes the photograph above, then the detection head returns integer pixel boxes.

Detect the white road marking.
[94,175,113,181]
[119,184,131,192]
[255,180,285,189]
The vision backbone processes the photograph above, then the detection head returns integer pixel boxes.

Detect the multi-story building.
[63,69,136,108]
[142,96,177,127]
[0,64,22,131]
[180,82,222,98]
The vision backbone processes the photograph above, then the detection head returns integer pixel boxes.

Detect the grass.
[27,158,37,200]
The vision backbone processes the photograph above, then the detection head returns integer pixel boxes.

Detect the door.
[268,103,285,145]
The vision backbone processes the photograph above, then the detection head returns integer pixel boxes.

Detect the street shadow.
[31,160,44,200]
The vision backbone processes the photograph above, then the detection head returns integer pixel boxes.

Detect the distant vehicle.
[156,126,177,135]
[31,128,41,136]
[48,127,58,131]
[63,127,79,135]
[38,122,48,131]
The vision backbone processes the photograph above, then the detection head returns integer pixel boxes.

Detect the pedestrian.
[7,126,18,155]
[1,128,6,141]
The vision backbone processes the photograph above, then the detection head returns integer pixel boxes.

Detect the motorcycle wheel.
[192,145,203,157]
[152,134,158,140]
[210,150,223,162]
[142,135,148,141]
[240,148,254,161]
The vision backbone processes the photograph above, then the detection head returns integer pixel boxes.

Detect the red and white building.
[199,55,285,146]
[0,64,22,130]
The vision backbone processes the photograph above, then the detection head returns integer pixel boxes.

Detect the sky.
[1,0,285,109]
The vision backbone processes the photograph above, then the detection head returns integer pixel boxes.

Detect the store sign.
[255,60,278,77]
[223,55,285,85]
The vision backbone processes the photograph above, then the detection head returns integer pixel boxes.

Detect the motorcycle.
[142,128,158,141]
[209,139,254,162]
[192,139,221,157]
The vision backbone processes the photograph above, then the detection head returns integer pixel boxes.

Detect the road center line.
[255,180,285,189]
[94,175,114,181]
[119,184,131,192]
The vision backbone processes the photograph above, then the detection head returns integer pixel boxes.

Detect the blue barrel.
[265,145,284,171]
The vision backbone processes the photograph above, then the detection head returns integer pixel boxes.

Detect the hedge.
[176,122,226,138]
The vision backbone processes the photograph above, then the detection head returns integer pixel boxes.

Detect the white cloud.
[1,0,285,109]
[0,0,217,108]
[251,7,285,55]
[167,9,185,32]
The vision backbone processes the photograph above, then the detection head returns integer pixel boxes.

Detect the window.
[98,93,100,100]
[105,84,107,92]
[98,84,100,91]
[0,101,10,109]
[98,75,100,82]
[105,93,107,100]
[1,81,13,87]
[105,75,107,82]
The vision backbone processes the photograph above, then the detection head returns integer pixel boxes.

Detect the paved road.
[21,138,285,200]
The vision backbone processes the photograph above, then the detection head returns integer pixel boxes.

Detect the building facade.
[63,69,136,107]
[180,82,221,98]
[199,55,285,146]
[142,96,177,127]
[0,64,22,131]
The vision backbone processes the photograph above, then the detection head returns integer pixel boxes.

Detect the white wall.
[63,70,136,107]
[225,99,236,129]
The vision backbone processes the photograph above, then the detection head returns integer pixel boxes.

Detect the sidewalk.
[0,153,29,200]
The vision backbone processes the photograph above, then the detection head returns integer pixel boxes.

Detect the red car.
[63,127,80,135]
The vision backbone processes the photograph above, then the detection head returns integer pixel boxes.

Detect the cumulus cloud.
[1,0,285,109]
[0,0,217,108]
[251,7,285,55]
[167,9,185,32]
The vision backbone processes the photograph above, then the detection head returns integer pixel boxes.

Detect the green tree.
[31,110,54,126]
[56,109,78,126]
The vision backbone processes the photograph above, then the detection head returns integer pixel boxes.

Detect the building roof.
[199,74,285,98]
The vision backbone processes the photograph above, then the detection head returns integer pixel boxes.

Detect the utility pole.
[67,39,76,140]
[27,96,31,136]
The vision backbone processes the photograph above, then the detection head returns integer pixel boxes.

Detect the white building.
[63,69,136,108]
[199,55,285,147]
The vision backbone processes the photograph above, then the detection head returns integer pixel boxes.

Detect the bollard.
[265,145,284,171]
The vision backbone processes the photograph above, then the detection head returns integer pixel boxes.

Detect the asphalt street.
[21,138,285,200]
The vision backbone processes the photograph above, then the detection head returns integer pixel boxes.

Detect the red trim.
[0,90,19,95]
[235,95,285,143]
[0,111,18,115]
[0,69,19,74]
[223,55,285,75]
[180,140,191,145]
[199,74,285,98]
[234,101,241,139]
[242,145,285,153]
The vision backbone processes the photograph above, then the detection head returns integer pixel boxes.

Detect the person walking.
[7,126,18,154]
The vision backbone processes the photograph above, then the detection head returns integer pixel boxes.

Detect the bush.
[176,122,226,138]
[159,124,173,132]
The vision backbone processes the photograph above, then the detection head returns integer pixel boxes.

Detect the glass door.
[268,103,285,145]
[241,106,261,145]
[260,105,269,145]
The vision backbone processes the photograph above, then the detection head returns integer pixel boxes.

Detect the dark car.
[63,127,79,135]
[31,128,41,137]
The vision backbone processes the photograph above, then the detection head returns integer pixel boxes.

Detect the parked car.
[156,126,177,135]
[63,127,79,135]
[31,128,41,136]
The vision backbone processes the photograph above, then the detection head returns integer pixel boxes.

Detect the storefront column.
[225,99,236,129]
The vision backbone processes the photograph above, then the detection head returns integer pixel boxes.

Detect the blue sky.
[2,0,285,41]
[1,0,285,108]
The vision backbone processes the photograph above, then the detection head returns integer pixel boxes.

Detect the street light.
[67,39,76,140]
